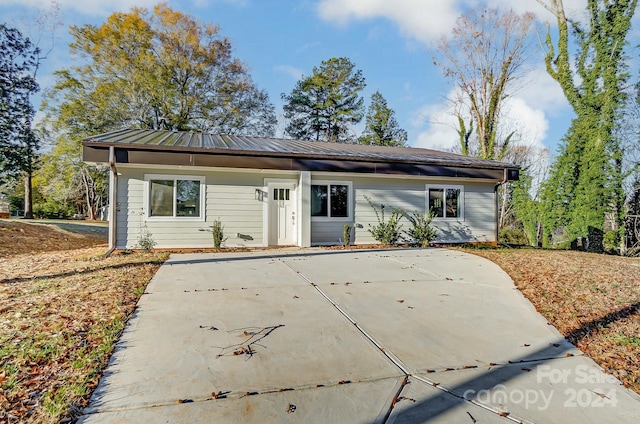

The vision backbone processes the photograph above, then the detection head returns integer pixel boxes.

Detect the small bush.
[211,218,227,250]
[136,210,156,251]
[365,195,404,246]
[603,230,620,253]
[137,224,156,251]
[499,226,528,246]
[406,210,437,247]
[342,223,352,246]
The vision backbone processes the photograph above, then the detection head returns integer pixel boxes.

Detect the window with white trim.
[311,182,351,219]
[145,175,205,220]
[426,185,463,219]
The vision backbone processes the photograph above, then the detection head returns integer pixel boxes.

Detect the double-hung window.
[145,175,205,220]
[426,185,463,219]
[311,182,351,219]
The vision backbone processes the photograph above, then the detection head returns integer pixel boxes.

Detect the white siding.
[115,167,292,249]
[115,167,498,248]
[311,221,349,245]
[310,175,496,245]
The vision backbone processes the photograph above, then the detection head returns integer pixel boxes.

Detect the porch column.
[298,171,311,247]
[108,146,118,251]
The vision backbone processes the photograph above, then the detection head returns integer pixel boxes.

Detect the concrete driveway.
[79,248,640,423]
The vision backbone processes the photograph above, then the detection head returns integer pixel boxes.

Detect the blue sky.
[1,0,634,157]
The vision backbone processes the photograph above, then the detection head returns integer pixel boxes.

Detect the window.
[273,188,290,201]
[146,175,204,220]
[426,185,463,219]
[311,182,351,219]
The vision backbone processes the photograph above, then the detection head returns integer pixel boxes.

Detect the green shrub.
[364,195,404,246]
[342,223,352,246]
[406,210,437,247]
[603,230,620,253]
[211,218,227,250]
[499,226,528,246]
[33,201,75,219]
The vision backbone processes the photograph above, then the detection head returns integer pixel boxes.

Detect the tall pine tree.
[358,91,407,147]
[282,57,365,143]
[0,24,40,218]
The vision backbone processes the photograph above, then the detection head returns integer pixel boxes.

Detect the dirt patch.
[464,248,640,394]
[0,220,106,257]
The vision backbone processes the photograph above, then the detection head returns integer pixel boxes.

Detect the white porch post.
[108,146,118,251]
[298,171,311,247]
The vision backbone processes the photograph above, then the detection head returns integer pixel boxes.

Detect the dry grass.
[0,221,168,423]
[464,247,640,394]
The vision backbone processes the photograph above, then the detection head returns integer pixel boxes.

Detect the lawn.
[464,247,640,394]
[0,220,168,423]
[1,220,638,422]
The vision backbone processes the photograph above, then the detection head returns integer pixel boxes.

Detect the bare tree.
[433,6,537,160]
[21,2,62,219]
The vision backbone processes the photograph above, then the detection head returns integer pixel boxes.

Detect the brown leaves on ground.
[465,248,640,394]
[0,221,168,423]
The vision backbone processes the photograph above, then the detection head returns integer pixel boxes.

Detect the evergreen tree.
[282,57,365,143]
[358,91,407,147]
[0,24,40,218]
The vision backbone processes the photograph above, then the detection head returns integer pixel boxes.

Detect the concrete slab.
[284,248,516,288]
[79,378,402,424]
[379,249,518,288]
[387,377,511,424]
[84,283,401,413]
[149,252,307,291]
[273,250,429,285]
[281,250,580,372]
[419,355,640,423]
[80,248,640,423]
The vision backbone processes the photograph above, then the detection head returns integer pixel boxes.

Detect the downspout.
[494,168,509,244]
[104,146,118,257]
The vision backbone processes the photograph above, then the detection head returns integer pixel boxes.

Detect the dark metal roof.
[82,129,518,171]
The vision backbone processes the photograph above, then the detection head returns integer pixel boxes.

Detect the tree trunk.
[23,172,33,219]
[81,169,96,220]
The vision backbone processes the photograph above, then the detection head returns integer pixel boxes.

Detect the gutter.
[104,146,118,257]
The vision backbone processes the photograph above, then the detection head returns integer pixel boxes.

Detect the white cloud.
[516,66,570,115]
[317,0,462,44]
[488,0,587,19]
[411,93,460,151]
[501,96,549,150]
[295,41,321,54]
[414,126,459,152]
[274,65,304,81]
[0,0,246,16]
[411,86,551,153]
[0,0,157,16]
[317,0,592,46]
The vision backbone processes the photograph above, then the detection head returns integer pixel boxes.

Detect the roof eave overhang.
[82,142,519,181]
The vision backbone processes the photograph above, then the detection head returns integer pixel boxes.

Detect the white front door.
[268,183,296,245]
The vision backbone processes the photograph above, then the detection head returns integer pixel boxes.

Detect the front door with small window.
[268,183,296,245]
